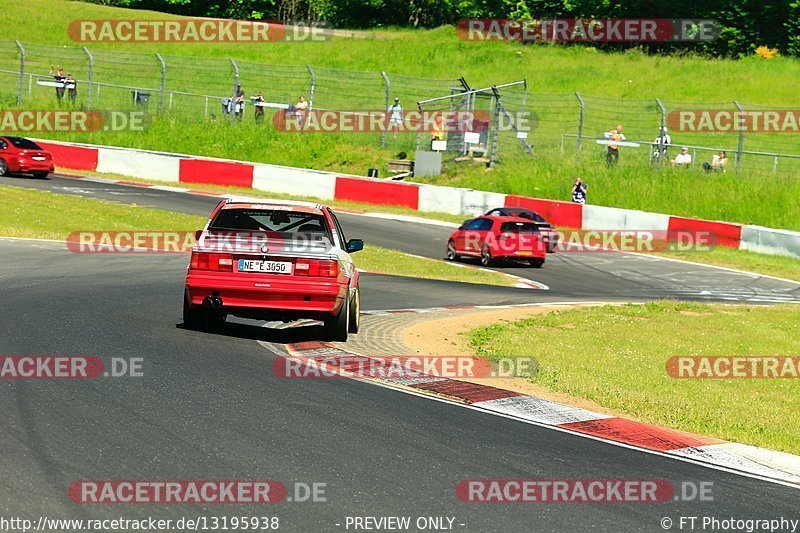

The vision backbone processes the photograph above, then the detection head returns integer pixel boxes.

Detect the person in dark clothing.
[571,177,587,204]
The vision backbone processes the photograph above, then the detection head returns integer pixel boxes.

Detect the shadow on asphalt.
[176,320,328,344]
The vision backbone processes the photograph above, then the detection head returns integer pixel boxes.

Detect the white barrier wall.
[96,148,181,182]
[252,164,337,201]
[740,226,800,259]
[582,204,671,231]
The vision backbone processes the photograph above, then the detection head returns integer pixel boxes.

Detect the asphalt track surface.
[1,174,798,532]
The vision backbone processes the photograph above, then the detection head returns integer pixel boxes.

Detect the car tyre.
[0,159,7,176]
[529,258,544,268]
[324,292,349,342]
[182,290,205,330]
[480,246,493,267]
[348,286,360,334]
[445,240,458,261]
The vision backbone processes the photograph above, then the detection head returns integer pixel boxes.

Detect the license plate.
[238,259,293,274]
[517,250,533,256]
[32,156,46,161]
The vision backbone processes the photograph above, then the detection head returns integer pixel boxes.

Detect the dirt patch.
[402,304,630,418]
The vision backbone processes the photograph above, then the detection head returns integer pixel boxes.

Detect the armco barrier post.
[83,46,93,110]
[156,53,166,115]
[15,40,25,106]
[575,92,585,163]
[733,100,744,173]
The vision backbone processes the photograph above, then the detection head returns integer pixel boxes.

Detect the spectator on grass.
[234,87,245,120]
[388,97,403,133]
[431,114,445,148]
[671,147,692,168]
[703,151,728,172]
[65,74,77,104]
[295,96,308,124]
[253,92,265,122]
[571,177,587,204]
[653,126,671,160]
[604,124,625,165]
[49,65,65,100]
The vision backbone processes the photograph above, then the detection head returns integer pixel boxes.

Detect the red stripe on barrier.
[335,177,419,210]
[667,216,742,249]
[559,418,723,451]
[179,159,254,188]
[411,379,521,404]
[37,142,98,171]
[505,195,582,228]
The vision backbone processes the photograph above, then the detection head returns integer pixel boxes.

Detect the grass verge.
[469,300,800,454]
[0,184,512,286]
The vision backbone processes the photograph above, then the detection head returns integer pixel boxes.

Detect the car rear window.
[6,137,43,150]
[509,210,546,223]
[210,209,330,239]
[500,222,540,233]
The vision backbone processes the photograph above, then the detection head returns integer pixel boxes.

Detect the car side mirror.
[346,239,363,253]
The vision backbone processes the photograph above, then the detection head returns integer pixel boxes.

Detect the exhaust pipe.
[202,296,223,309]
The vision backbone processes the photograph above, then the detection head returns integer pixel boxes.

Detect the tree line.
[87,0,800,57]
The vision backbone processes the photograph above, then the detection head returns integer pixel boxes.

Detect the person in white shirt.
[672,147,692,168]
[388,97,403,133]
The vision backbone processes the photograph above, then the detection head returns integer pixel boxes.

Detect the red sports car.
[184,199,363,341]
[0,137,54,179]
[446,215,547,268]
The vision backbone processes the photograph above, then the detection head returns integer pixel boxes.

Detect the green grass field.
[469,301,800,454]
[0,184,512,286]
[2,0,800,230]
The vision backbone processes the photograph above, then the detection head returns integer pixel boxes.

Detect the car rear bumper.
[17,160,54,173]
[185,271,347,318]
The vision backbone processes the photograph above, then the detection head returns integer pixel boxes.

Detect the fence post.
[83,46,93,110]
[733,100,744,173]
[307,65,315,109]
[489,86,501,168]
[575,92,585,164]
[380,71,390,148]
[156,53,166,115]
[230,58,239,126]
[521,78,528,114]
[656,98,666,171]
[15,40,25,106]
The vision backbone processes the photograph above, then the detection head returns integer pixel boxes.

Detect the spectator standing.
[234,87,245,120]
[653,126,671,160]
[65,74,77,104]
[49,65,65,101]
[604,124,625,165]
[388,97,403,134]
[571,177,587,204]
[430,114,444,150]
[671,147,692,168]
[253,92,265,123]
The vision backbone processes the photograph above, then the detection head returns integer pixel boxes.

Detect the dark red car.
[184,199,363,341]
[446,215,547,268]
[0,137,54,179]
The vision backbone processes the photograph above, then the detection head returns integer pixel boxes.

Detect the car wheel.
[324,292,349,342]
[182,290,205,330]
[445,240,458,261]
[348,286,360,334]
[529,258,544,268]
[0,159,7,176]
[480,246,493,267]
[32,171,49,179]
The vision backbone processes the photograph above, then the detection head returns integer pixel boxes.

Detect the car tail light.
[295,258,339,277]
[190,252,233,272]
